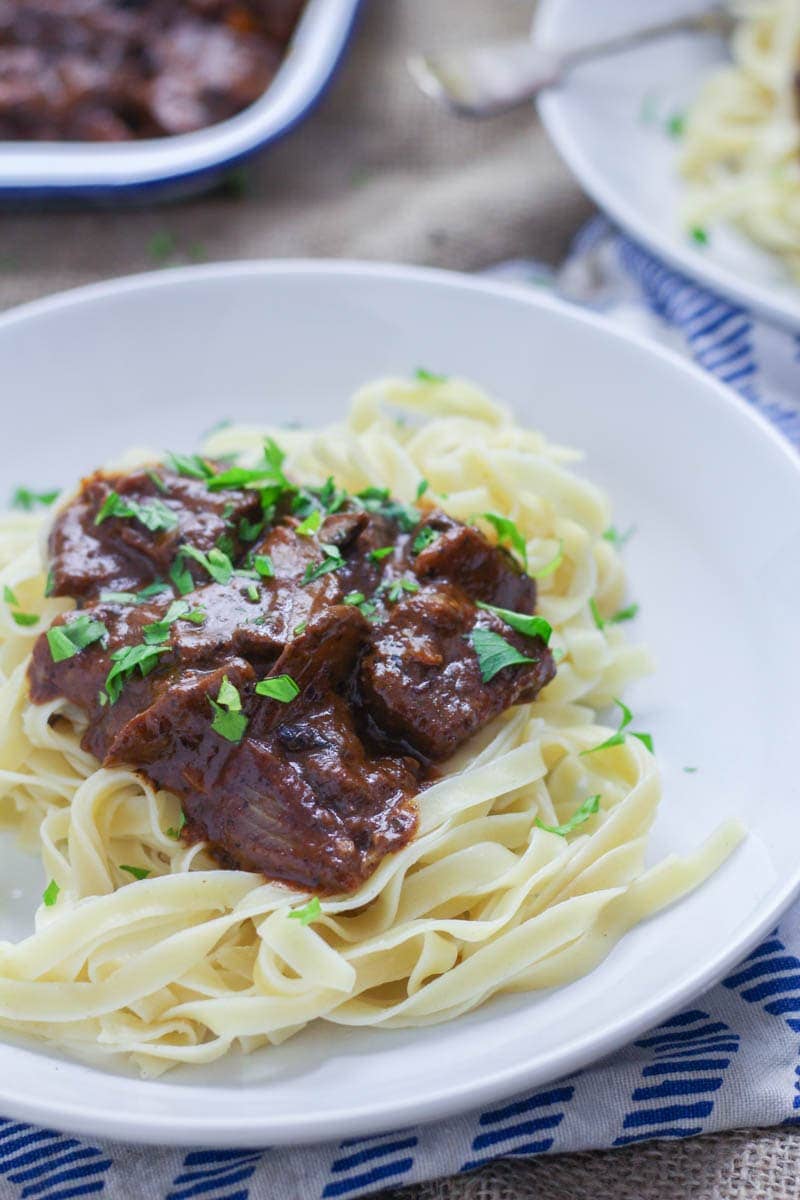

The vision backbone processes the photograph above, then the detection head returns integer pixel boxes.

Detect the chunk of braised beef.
[413,510,536,613]
[358,585,555,762]
[190,694,419,892]
[47,466,262,600]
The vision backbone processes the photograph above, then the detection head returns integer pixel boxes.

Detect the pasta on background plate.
[0,375,742,1076]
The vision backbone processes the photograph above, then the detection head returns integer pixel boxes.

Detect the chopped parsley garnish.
[481,512,528,569]
[94,491,179,534]
[142,600,205,645]
[165,452,215,481]
[10,486,59,511]
[207,438,287,493]
[580,698,654,756]
[104,641,169,703]
[683,766,699,774]
[146,469,168,494]
[11,611,38,627]
[302,543,344,585]
[355,487,418,533]
[370,546,394,562]
[317,477,348,514]
[412,526,437,555]
[344,591,365,606]
[175,544,234,586]
[246,582,259,603]
[119,864,151,880]
[467,627,537,683]
[170,558,193,596]
[532,540,564,579]
[3,584,17,605]
[255,674,300,703]
[166,811,187,840]
[47,615,108,663]
[238,517,264,544]
[602,525,636,549]
[253,554,274,578]
[209,675,249,743]
[100,581,172,606]
[590,598,639,629]
[691,226,709,246]
[475,602,551,644]
[42,878,60,907]
[384,577,420,603]
[415,479,429,500]
[296,509,322,537]
[293,620,307,636]
[414,368,447,384]
[536,794,601,837]
[666,111,686,138]
[44,569,55,598]
[148,230,175,263]
[288,895,322,925]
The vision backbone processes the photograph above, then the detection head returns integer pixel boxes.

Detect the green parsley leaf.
[580,698,654,756]
[536,794,601,837]
[246,582,259,603]
[207,439,287,494]
[254,554,274,578]
[344,591,365,606]
[11,610,39,627]
[177,544,234,585]
[44,569,55,598]
[296,509,322,537]
[94,491,179,534]
[293,620,308,636]
[317,477,348,514]
[119,864,151,880]
[47,615,108,663]
[302,544,344,585]
[415,479,429,500]
[10,486,59,511]
[165,452,215,481]
[255,674,300,703]
[602,525,636,549]
[412,526,437,555]
[475,602,552,644]
[690,225,709,246]
[355,488,418,533]
[384,577,420,603]
[104,641,169,703]
[146,469,169,494]
[414,368,447,384]
[3,584,17,606]
[100,582,172,606]
[532,540,564,579]
[169,558,194,596]
[481,512,528,569]
[166,811,187,840]
[666,111,686,138]
[209,675,249,743]
[370,546,394,562]
[683,766,699,774]
[238,517,264,544]
[142,600,204,645]
[42,878,60,906]
[589,597,605,630]
[288,895,322,925]
[609,603,639,624]
[467,627,536,683]
[148,230,175,263]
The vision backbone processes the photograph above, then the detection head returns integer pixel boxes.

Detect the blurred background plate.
[0,0,361,201]
[535,0,800,331]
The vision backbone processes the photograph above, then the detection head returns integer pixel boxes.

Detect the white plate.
[535,0,800,331]
[1,261,799,1146]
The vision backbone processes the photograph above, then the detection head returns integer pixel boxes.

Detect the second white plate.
[535,0,800,331]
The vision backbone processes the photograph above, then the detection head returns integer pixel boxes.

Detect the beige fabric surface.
[1,0,798,1195]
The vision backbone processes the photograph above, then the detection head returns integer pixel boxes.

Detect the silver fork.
[407,7,734,119]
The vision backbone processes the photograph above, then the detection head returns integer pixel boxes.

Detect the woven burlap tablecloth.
[1,1,797,1195]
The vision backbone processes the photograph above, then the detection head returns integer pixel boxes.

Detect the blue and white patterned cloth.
[3,225,800,1200]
